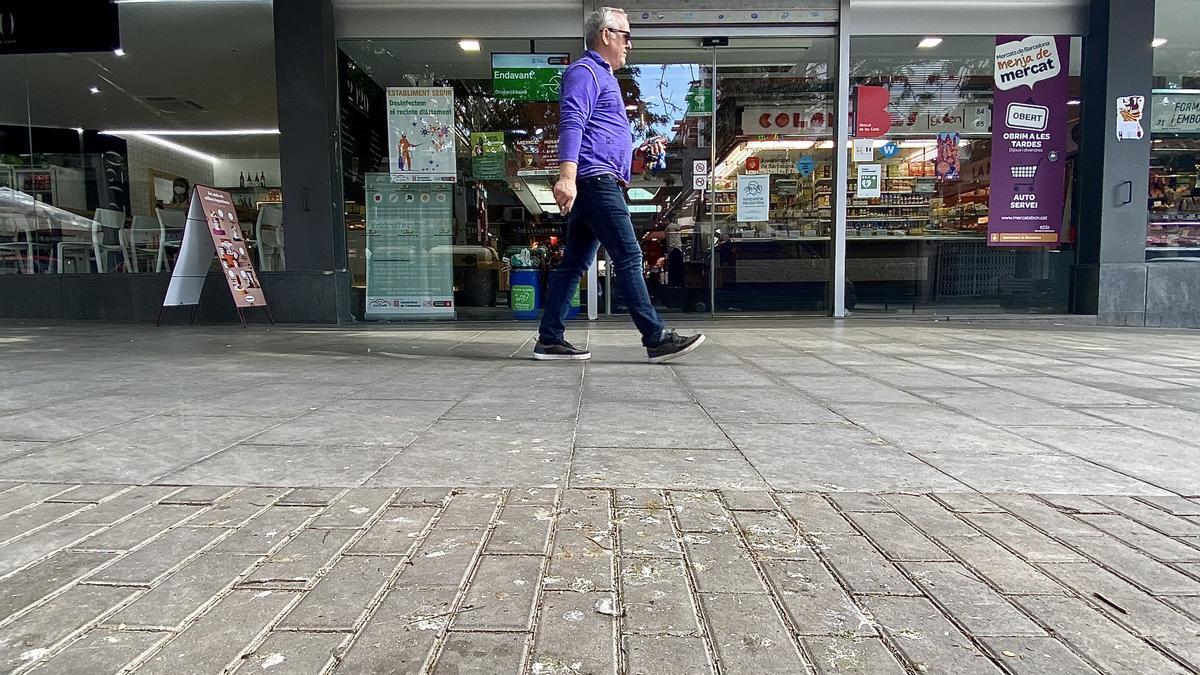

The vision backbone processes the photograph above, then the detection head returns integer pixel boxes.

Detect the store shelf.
[729,235,988,242]
[846,217,932,222]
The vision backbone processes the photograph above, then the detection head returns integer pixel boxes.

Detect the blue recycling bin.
[565,284,581,320]
[510,268,541,320]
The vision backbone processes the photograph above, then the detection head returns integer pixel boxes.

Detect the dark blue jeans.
[538,174,666,347]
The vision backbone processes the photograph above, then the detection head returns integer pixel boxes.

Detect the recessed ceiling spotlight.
[918,37,943,49]
[114,48,126,56]
[1152,37,1169,48]
[459,39,481,52]
[89,86,101,94]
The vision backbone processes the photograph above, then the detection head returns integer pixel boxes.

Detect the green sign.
[511,285,536,311]
[685,86,713,117]
[492,53,569,101]
[471,132,506,181]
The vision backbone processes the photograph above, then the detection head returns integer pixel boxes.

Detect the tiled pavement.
[0,320,1199,673]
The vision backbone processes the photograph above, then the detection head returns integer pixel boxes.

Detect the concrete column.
[274,0,353,323]
[1075,0,1155,325]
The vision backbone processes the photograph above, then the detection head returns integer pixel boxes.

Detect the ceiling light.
[99,128,279,136]
[1067,99,1081,106]
[744,140,815,150]
[459,39,481,52]
[114,48,125,57]
[1152,37,1168,48]
[103,132,217,164]
[918,37,943,49]
[89,86,100,94]
[74,128,84,134]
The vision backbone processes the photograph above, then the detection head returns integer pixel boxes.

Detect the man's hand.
[554,177,578,215]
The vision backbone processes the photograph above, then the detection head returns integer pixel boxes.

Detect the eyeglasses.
[605,27,632,43]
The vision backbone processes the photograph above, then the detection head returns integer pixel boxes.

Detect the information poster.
[492,53,569,101]
[387,87,457,181]
[515,138,560,177]
[857,164,882,198]
[364,174,455,320]
[853,139,874,163]
[471,132,506,181]
[737,174,770,222]
[162,186,267,311]
[1152,92,1200,133]
[988,35,1071,247]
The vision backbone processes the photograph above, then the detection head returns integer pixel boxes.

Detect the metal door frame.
[625,23,843,318]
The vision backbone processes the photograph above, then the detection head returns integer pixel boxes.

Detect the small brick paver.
[4,323,1200,673]
[3,486,1200,674]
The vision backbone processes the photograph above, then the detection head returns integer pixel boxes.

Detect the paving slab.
[236,632,350,675]
[700,592,806,675]
[625,634,712,675]
[334,586,457,673]
[452,554,542,630]
[1013,595,1191,675]
[27,628,168,675]
[531,590,617,675]
[135,590,296,674]
[106,553,252,629]
[901,562,1046,637]
[977,637,1102,674]
[760,559,874,637]
[620,557,701,635]
[0,550,115,619]
[801,636,906,675]
[278,555,398,630]
[0,584,136,672]
[864,596,1003,675]
[435,631,526,674]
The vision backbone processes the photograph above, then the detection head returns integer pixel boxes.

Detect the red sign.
[855,86,892,138]
[195,187,265,308]
[745,156,761,172]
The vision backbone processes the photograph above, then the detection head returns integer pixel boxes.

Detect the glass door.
[615,35,837,318]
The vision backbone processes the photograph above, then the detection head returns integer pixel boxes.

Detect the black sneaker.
[646,330,706,364]
[533,339,591,361]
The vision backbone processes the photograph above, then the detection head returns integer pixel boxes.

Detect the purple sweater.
[557,50,632,184]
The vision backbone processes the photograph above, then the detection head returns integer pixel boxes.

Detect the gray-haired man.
[533,6,706,363]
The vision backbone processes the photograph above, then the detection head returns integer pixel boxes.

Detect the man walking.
[533,6,705,363]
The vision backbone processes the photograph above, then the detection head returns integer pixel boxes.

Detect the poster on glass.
[387,87,457,181]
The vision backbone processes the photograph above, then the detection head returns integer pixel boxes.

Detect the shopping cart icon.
[1011,158,1044,193]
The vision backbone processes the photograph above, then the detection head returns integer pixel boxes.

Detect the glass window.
[338,38,579,321]
[1147,0,1200,259]
[0,2,280,278]
[846,36,1083,314]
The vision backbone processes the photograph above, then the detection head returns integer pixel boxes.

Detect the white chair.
[0,214,34,274]
[56,207,128,273]
[127,215,167,272]
[93,207,130,273]
[157,208,186,271]
[255,204,284,271]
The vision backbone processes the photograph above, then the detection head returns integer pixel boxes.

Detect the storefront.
[1,0,1192,327]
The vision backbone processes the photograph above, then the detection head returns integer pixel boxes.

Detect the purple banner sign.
[988,36,1071,246]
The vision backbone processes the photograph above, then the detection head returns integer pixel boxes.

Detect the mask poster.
[364,174,455,320]
[387,87,457,181]
[988,35,1070,246]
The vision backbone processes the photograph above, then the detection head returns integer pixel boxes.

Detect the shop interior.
[0,2,283,277]
[1147,0,1200,259]
[338,31,1093,319]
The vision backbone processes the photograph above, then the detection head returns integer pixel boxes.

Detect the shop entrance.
[602,34,840,318]
[338,27,840,322]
